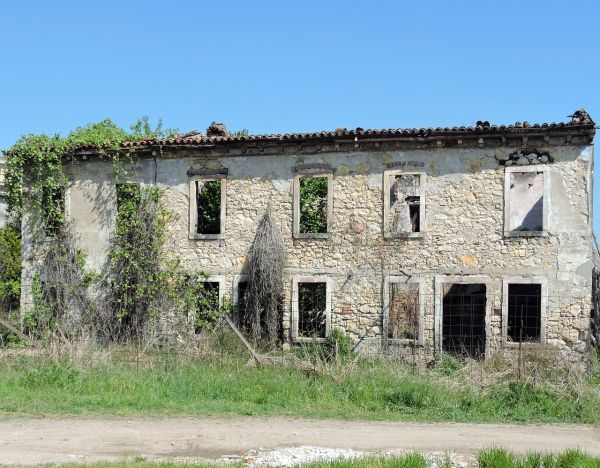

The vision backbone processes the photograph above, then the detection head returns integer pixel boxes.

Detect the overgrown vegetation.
[299,176,328,233]
[244,204,286,344]
[98,183,226,343]
[477,447,600,468]
[302,453,429,468]
[3,118,176,226]
[0,341,598,423]
[100,184,174,342]
[0,225,21,313]
[30,449,600,467]
[0,118,232,345]
[24,222,89,339]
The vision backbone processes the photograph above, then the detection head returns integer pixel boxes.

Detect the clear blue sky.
[1,1,598,234]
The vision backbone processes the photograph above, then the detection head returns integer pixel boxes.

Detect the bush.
[428,352,461,376]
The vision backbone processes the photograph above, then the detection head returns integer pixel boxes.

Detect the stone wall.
[21,142,594,361]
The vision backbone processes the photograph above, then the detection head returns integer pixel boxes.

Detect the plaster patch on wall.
[461,255,479,266]
[576,260,592,279]
[272,179,291,194]
[548,171,588,232]
[465,160,481,172]
[367,173,381,190]
[356,162,371,174]
[336,165,351,176]
[580,146,593,162]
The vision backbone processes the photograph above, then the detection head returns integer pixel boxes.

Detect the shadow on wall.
[515,197,543,232]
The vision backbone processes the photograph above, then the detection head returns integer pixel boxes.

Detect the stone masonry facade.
[20,111,597,362]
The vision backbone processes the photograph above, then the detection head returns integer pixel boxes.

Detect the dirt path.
[0,417,598,465]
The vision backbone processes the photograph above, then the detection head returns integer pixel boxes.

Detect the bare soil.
[0,417,598,465]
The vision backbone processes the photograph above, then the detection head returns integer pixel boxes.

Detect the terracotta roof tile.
[79,109,595,151]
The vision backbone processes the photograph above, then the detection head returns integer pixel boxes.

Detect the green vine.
[3,117,177,229]
[2,118,234,343]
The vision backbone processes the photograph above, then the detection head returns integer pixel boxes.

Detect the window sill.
[293,232,330,240]
[504,231,549,238]
[189,233,224,240]
[384,232,424,240]
[503,340,544,349]
[293,335,328,343]
[386,338,423,347]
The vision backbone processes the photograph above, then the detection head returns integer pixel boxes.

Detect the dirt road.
[0,417,598,465]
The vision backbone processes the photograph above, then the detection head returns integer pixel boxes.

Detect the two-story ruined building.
[20,110,596,361]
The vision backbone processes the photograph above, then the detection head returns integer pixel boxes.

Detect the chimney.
[206,122,227,137]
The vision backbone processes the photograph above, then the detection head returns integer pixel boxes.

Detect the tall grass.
[0,347,598,422]
[477,447,600,468]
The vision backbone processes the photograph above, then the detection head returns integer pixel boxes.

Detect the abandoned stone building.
[20,110,596,361]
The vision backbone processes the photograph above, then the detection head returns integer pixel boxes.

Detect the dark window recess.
[298,282,327,338]
[388,283,419,340]
[507,284,541,343]
[41,185,66,236]
[406,196,420,233]
[195,281,220,334]
[196,180,221,234]
[299,177,328,234]
[442,283,486,358]
[236,281,249,327]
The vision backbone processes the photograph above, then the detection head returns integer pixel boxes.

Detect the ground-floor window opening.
[195,281,220,334]
[442,283,486,357]
[235,281,249,327]
[298,282,327,339]
[507,283,541,343]
[388,283,419,341]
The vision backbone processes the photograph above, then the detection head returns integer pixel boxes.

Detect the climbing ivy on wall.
[3,117,177,228]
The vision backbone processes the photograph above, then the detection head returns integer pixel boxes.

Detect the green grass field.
[0,352,598,423]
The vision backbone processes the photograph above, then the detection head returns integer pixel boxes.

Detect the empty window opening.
[507,171,544,232]
[299,176,328,234]
[195,281,220,334]
[388,283,419,341]
[298,282,327,338]
[389,174,421,234]
[42,185,66,236]
[507,284,541,343]
[196,179,222,235]
[236,281,249,327]
[116,183,141,218]
[442,283,486,357]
